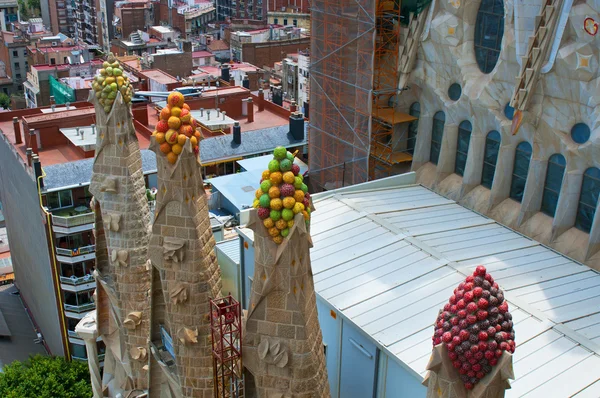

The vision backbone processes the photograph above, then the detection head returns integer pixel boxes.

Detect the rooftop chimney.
[65,102,70,110]
[49,95,55,105]
[12,117,22,145]
[200,108,204,116]
[289,112,304,141]
[258,89,265,112]
[221,65,230,82]
[232,122,241,145]
[33,155,43,188]
[51,104,55,112]
[75,127,80,137]
[207,110,211,121]
[91,124,95,135]
[247,97,254,123]
[222,111,226,120]
[29,129,38,154]
[26,147,33,166]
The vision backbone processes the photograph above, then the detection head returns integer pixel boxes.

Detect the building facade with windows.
[398,0,600,269]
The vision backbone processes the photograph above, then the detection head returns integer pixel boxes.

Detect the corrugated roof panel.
[573,379,600,397]
[383,204,495,235]
[308,184,600,395]
[215,238,241,265]
[326,253,443,311]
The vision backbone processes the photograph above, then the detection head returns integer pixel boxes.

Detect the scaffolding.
[210,295,244,398]
[309,0,417,189]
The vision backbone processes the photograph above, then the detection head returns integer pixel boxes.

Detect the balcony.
[51,207,94,233]
[60,273,94,286]
[57,244,95,257]
[64,302,95,313]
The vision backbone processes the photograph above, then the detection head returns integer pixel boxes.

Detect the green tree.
[0,93,10,109]
[0,355,92,398]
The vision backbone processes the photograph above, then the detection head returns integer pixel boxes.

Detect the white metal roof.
[311,183,600,397]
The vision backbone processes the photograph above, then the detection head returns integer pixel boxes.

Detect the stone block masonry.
[88,91,152,395]
[148,137,223,398]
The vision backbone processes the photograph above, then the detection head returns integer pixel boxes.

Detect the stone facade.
[243,210,330,398]
[147,138,222,398]
[402,0,600,269]
[88,91,151,396]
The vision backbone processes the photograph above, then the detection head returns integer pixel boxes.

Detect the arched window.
[430,111,445,164]
[481,130,501,189]
[474,0,505,74]
[510,141,533,202]
[576,167,600,233]
[541,154,566,217]
[407,102,420,154]
[455,120,472,176]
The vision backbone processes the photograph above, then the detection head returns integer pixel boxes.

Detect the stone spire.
[88,90,151,395]
[147,137,222,397]
[243,209,331,398]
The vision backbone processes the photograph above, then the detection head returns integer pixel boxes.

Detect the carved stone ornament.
[111,249,128,267]
[178,327,198,345]
[163,237,185,263]
[104,213,121,232]
[130,346,148,361]
[170,283,188,305]
[100,176,118,193]
[258,338,289,368]
[123,311,142,330]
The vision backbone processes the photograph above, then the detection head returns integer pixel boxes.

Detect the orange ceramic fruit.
[270,198,283,210]
[194,131,201,139]
[283,197,296,209]
[170,106,182,117]
[160,142,171,154]
[268,186,280,199]
[270,172,283,185]
[171,143,183,155]
[168,116,181,130]
[182,103,191,111]
[156,120,169,133]
[276,219,287,230]
[160,107,171,121]
[294,190,305,203]
[168,91,185,108]
[180,109,191,123]
[263,218,274,229]
[262,170,271,180]
[179,124,194,137]
[268,227,280,237]
[165,129,178,144]
[190,136,198,146]
[177,134,187,146]
[155,132,166,144]
[166,151,178,164]
[272,235,283,244]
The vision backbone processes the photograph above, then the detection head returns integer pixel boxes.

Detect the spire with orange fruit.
[152,91,201,164]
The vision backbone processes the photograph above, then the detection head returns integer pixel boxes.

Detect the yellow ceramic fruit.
[293,202,304,214]
[270,172,283,185]
[190,136,198,146]
[155,132,166,144]
[168,116,181,130]
[283,171,295,184]
[272,235,283,244]
[171,143,183,155]
[283,197,296,209]
[270,198,283,210]
[294,190,305,203]
[170,107,182,117]
[287,220,294,228]
[263,218,274,229]
[256,189,263,199]
[262,170,271,180]
[177,134,187,146]
[268,227,280,237]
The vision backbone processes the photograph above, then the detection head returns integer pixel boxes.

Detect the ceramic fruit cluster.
[152,91,201,164]
[432,266,516,390]
[253,146,310,244]
[92,53,133,113]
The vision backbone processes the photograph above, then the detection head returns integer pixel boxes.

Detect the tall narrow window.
[430,111,445,164]
[407,102,420,154]
[510,141,533,202]
[576,167,600,233]
[474,0,505,74]
[541,154,566,217]
[481,130,501,189]
[455,121,472,176]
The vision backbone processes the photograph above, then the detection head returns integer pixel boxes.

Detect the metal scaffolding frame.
[210,295,244,398]
[309,0,407,190]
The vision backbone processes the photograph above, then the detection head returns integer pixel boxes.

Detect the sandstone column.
[147,137,222,397]
[89,90,151,396]
[243,209,331,398]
